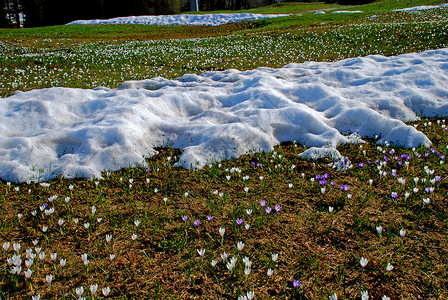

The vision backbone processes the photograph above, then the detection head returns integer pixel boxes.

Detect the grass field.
[1,1,448,299]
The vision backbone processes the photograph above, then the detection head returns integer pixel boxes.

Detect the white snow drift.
[1,49,448,182]
[67,13,290,26]
[393,3,448,12]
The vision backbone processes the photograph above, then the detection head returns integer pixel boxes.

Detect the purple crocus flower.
[265,207,272,214]
[331,181,335,186]
[236,218,244,226]
[194,220,200,228]
[293,279,301,289]
[359,162,364,167]
[275,205,281,213]
[398,161,403,166]
[182,216,188,222]
[260,200,266,207]
[391,192,398,199]
[319,180,327,186]
[207,215,214,222]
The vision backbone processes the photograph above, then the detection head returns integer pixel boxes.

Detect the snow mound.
[393,3,448,12]
[2,49,448,182]
[333,10,362,14]
[67,13,290,26]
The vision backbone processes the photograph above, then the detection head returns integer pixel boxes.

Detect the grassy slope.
[1,1,448,299]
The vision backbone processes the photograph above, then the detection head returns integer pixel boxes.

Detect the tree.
[0,0,11,27]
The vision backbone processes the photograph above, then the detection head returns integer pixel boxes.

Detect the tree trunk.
[13,0,20,27]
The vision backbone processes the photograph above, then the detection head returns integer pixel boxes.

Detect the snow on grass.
[1,48,448,182]
[393,3,448,12]
[66,13,290,26]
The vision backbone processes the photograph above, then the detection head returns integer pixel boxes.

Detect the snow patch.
[1,49,448,182]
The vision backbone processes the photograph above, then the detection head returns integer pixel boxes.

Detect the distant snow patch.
[67,13,290,26]
[393,3,448,12]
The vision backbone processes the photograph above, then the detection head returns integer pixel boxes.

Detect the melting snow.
[67,13,290,26]
[1,49,448,182]
[393,3,448,12]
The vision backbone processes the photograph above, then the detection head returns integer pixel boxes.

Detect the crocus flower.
[76,286,84,297]
[219,227,225,237]
[260,200,266,207]
[272,253,279,262]
[194,220,200,228]
[237,241,245,252]
[236,218,244,226]
[267,268,274,277]
[293,279,301,289]
[275,205,281,212]
[386,263,394,272]
[197,249,206,258]
[376,225,383,235]
[361,291,369,300]
[265,207,272,214]
[90,284,98,296]
[207,215,214,222]
[81,253,89,266]
[182,216,187,222]
[360,257,368,268]
[60,258,66,268]
[391,192,398,199]
[221,252,228,261]
[400,229,406,237]
[102,287,110,296]
[247,291,255,300]
[50,252,57,262]
[46,274,53,286]
[24,268,32,280]
[3,242,10,252]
